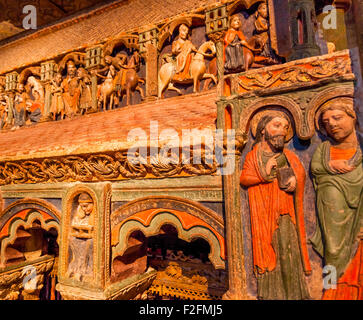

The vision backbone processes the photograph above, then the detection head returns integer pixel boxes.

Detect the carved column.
[351,0,363,76]
[40,60,58,120]
[333,0,352,50]
[288,0,321,61]
[85,46,103,112]
[139,28,159,101]
[4,72,18,126]
[216,97,250,300]
[206,4,228,97]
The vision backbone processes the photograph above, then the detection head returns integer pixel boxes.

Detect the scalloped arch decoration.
[112,209,225,270]
[0,209,59,265]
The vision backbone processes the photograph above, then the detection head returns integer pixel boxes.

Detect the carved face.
[17,84,24,93]
[263,117,290,151]
[322,109,355,142]
[258,3,268,19]
[55,74,63,85]
[79,202,94,216]
[230,16,242,30]
[179,24,189,40]
[67,62,76,77]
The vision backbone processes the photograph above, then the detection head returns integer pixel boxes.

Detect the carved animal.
[97,65,117,111]
[158,40,217,98]
[202,57,217,91]
[116,51,145,106]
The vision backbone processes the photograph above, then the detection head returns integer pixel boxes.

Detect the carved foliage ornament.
[0,148,218,185]
[234,53,353,94]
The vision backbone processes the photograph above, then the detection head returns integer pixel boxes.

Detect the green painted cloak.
[310,141,363,278]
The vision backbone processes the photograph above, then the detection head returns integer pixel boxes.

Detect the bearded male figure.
[240,112,311,300]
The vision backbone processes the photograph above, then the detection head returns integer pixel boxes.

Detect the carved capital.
[208,31,226,43]
[223,129,247,157]
[333,0,352,11]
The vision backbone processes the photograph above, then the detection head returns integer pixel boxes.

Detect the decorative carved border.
[0,149,218,186]
[227,50,354,96]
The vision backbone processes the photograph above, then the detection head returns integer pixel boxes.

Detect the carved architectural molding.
[0,148,218,186]
[236,82,355,140]
[226,50,354,96]
[110,196,224,236]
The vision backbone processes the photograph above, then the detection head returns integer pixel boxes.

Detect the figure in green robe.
[310,98,363,297]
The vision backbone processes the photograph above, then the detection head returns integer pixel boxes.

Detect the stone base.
[57,268,157,300]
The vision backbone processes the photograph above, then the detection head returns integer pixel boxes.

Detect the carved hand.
[329,160,355,174]
[285,176,297,193]
[265,154,279,176]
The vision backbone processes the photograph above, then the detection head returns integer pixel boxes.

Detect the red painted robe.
[223,29,249,62]
[240,144,312,275]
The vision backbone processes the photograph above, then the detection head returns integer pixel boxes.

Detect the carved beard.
[264,130,285,152]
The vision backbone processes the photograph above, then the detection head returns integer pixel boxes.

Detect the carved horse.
[116,51,145,106]
[158,40,217,98]
[97,65,117,111]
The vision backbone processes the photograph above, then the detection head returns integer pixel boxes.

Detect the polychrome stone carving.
[310,98,363,300]
[240,111,311,299]
[66,192,95,282]
[158,23,217,97]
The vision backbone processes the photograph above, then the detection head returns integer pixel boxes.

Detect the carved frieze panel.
[157,15,218,98]
[225,50,354,97]
[0,146,218,186]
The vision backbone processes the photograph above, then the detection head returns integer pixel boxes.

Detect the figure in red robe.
[240,113,311,300]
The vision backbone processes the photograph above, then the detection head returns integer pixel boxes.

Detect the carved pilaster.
[57,183,111,300]
[139,28,159,101]
[217,98,250,300]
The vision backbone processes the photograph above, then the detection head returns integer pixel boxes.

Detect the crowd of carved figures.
[0,1,284,131]
[2,0,360,301]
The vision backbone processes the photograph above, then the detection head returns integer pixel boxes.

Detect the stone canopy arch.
[0,199,61,267]
[239,96,301,139]
[110,196,225,270]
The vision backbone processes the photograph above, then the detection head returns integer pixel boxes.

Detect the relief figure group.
[240,99,363,300]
